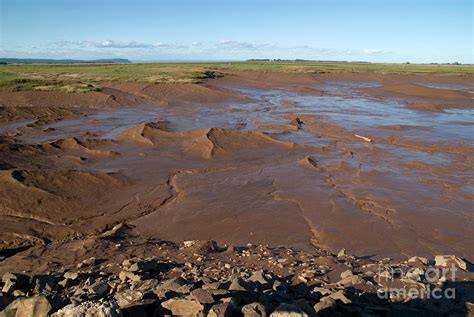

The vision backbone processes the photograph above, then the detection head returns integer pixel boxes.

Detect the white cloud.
[362,49,386,55]
[81,40,154,49]
[1,39,392,61]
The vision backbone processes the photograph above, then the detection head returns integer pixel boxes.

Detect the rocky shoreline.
[1,226,473,316]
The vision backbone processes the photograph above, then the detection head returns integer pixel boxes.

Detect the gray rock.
[0,295,51,317]
[242,302,267,317]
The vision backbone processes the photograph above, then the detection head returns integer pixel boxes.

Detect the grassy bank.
[1,62,472,92]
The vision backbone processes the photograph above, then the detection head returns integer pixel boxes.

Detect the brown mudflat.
[0,70,473,272]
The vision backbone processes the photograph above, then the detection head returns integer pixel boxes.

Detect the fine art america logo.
[376,264,457,300]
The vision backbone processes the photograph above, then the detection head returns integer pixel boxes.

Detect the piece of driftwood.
[354,134,373,143]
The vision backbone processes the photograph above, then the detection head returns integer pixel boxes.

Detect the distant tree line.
[0,58,132,65]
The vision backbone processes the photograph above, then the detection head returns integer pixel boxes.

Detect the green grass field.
[0,62,472,92]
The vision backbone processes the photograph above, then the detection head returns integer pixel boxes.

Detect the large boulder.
[51,300,122,317]
[0,296,51,317]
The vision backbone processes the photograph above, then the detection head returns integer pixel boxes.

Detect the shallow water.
[7,80,472,148]
[1,79,473,258]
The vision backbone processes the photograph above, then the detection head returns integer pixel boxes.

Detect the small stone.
[407,256,429,265]
[337,248,346,258]
[183,240,197,248]
[63,272,79,280]
[242,302,267,317]
[78,257,97,268]
[119,270,141,283]
[12,290,26,297]
[277,259,288,264]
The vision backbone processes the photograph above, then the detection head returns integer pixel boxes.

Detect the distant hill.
[0,58,132,64]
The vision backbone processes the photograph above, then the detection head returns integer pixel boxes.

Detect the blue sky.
[0,0,472,63]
